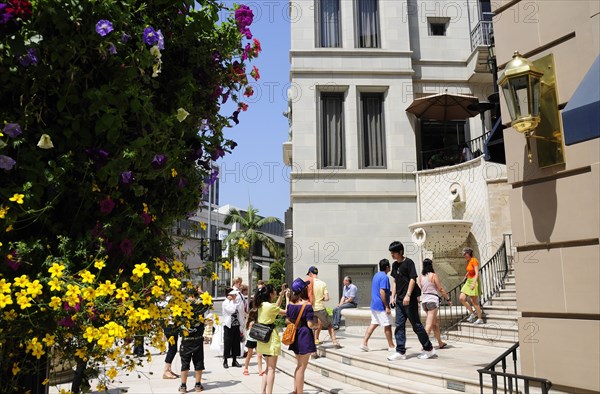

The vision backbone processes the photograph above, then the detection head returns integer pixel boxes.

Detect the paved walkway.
[49,338,319,394]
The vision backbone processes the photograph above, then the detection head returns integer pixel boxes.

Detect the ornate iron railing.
[478,342,553,394]
[471,20,494,51]
[438,234,512,332]
[420,130,491,170]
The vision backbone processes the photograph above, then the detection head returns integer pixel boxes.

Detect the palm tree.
[223,205,282,292]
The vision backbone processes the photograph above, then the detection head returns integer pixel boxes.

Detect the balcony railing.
[478,342,553,394]
[471,20,493,51]
[420,131,490,170]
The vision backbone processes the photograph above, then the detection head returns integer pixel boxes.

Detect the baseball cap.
[306,266,318,275]
[291,278,310,293]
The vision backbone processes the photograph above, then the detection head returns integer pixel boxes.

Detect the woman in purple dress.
[285,278,316,394]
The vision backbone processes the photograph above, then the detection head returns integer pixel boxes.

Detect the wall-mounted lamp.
[498,52,564,166]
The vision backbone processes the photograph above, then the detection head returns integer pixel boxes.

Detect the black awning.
[562,55,600,145]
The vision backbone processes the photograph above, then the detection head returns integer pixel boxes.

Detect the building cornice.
[290,171,416,180]
[291,191,417,200]
[290,49,413,58]
[290,69,415,76]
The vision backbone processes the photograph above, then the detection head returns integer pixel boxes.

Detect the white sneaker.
[474,319,485,325]
[360,345,369,352]
[467,313,477,323]
[388,347,396,352]
[417,349,436,359]
[387,352,406,361]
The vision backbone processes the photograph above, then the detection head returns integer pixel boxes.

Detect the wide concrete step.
[277,354,374,394]
[283,334,514,393]
[486,297,517,306]
[496,288,516,296]
[482,305,518,315]
[446,329,518,347]
[484,314,521,325]
[457,321,519,339]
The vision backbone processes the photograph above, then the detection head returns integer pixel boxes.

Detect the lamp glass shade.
[511,75,530,118]
[531,76,541,118]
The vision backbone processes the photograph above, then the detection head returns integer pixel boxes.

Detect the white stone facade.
[288,0,495,303]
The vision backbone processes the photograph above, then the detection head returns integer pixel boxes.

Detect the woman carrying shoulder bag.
[285,278,316,394]
[255,283,287,394]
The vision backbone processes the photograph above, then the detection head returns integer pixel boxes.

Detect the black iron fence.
[478,342,553,394]
[438,234,511,332]
[420,131,491,170]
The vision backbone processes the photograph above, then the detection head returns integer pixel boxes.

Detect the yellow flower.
[200,291,213,306]
[12,362,20,376]
[134,308,150,321]
[154,258,169,273]
[115,288,129,301]
[5,224,13,232]
[75,348,88,361]
[83,327,97,343]
[171,168,178,177]
[132,263,150,278]
[169,278,181,289]
[94,259,106,270]
[26,280,43,298]
[48,278,62,292]
[222,260,232,271]
[238,239,249,249]
[26,337,45,359]
[42,334,55,347]
[213,313,220,325]
[0,279,11,293]
[80,270,96,284]
[13,275,29,287]
[48,263,66,278]
[151,285,164,297]
[176,108,190,122]
[168,335,176,345]
[211,272,219,281]
[49,296,62,309]
[170,305,183,317]
[153,275,166,287]
[107,367,118,380]
[82,287,96,301]
[172,260,184,273]
[9,193,24,204]
[0,205,9,218]
[0,293,13,308]
[200,222,207,231]
[96,280,116,296]
[143,202,149,214]
[92,183,101,192]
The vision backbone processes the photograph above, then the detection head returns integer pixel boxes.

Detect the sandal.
[243,369,249,376]
[163,371,179,379]
[195,382,204,392]
[439,342,447,349]
[332,341,342,348]
[258,371,265,376]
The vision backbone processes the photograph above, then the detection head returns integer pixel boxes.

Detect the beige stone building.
[493,1,599,392]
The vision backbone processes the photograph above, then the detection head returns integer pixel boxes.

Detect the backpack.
[281,302,307,346]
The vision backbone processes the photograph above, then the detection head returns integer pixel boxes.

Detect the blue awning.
[562,55,600,145]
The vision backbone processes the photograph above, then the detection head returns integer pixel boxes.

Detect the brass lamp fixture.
[498,51,565,166]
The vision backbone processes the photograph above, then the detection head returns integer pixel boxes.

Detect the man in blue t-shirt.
[361,259,395,352]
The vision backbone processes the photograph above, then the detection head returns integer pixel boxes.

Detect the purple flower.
[18,48,37,67]
[5,251,20,271]
[235,5,254,39]
[156,29,165,50]
[210,148,225,161]
[0,4,13,25]
[120,171,133,185]
[121,33,131,43]
[207,169,219,186]
[140,212,152,225]
[3,123,22,138]
[232,110,240,125]
[96,20,114,37]
[99,197,116,214]
[143,26,159,46]
[85,148,110,167]
[58,317,76,328]
[151,154,167,169]
[108,43,117,55]
[0,155,16,170]
[119,238,133,256]
[212,50,221,63]
[177,177,188,189]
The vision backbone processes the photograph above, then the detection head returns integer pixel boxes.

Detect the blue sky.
[217,1,291,220]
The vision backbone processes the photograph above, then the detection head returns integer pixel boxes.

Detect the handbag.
[249,322,274,343]
[282,302,307,346]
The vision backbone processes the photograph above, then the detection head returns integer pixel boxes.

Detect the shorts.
[246,339,257,349]
[421,302,439,312]
[313,309,332,329]
[370,309,392,326]
[180,338,204,371]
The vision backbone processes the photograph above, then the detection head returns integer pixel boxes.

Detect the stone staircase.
[276,270,522,393]
[446,271,520,347]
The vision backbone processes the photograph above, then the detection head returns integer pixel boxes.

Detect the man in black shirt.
[387,241,435,360]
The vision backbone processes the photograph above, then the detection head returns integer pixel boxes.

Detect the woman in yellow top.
[459,247,484,324]
[254,283,287,394]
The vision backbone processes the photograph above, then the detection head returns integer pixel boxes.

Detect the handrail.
[420,131,491,170]
[478,342,553,394]
[439,234,511,332]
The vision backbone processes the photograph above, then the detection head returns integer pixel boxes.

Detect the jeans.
[332,302,357,327]
[394,298,433,354]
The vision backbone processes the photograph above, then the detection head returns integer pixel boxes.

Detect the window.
[428,17,449,36]
[316,0,341,48]
[360,93,386,168]
[320,93,345,168]
[355,0,380,48]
